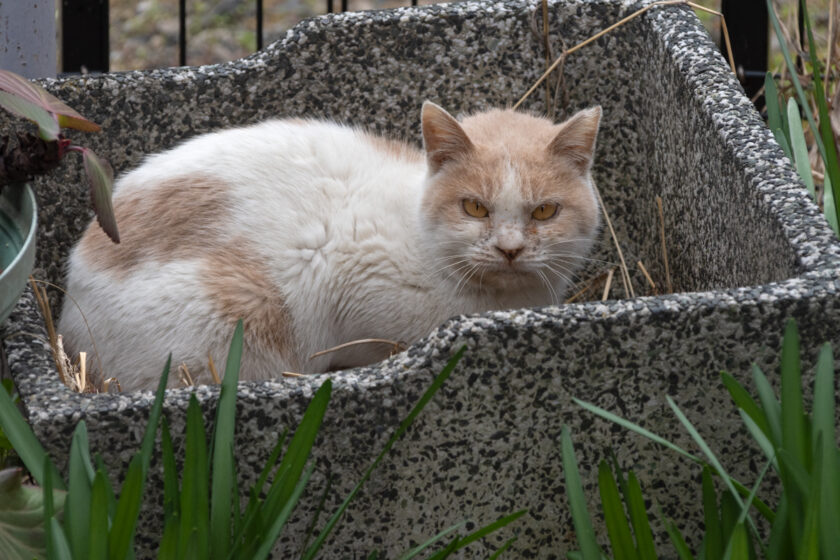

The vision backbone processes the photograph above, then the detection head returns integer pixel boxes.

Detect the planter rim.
[0,183,37,324]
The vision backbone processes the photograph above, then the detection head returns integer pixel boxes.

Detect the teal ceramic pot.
[0,183,37,324]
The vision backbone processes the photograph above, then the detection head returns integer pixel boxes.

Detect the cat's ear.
[421,101,474,174]
[548,106,602,173]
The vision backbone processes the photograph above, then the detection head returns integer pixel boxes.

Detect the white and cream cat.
[58,102,602,391]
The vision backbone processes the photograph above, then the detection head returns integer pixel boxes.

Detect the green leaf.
[88,471,109,560]
[751,364,782,447]
[0,91,60,141]
[161,416,180,523]
[0,370,64,490]
[767,494,793,560]
[301,346,466,560]
[81,148,120,244]
[800,0,840,230]
[179,395,210,560]
[447,509,527,553]
[702,466,722,560]
[661,512,695,560]
[48,517,72,560]
[797,436,821,560]
[786,99,817,201]
[0,468,64,560]
[623,471,657,560]
[825,174,838,235]
[720,372,771,442]
[561,426,601,560]
[764,73,789,152]
[140,354,172,475]
[779,320,808,470]
[811,343,835,458]
[210,320,244,560]
[108,455,145,560]
[251,464,315,560]
[723,523,750,560]
[814,344,840,556]
[65,421,94,560]
[398,521,466,560]
[488,537,517,559]
[573,398,701,464]
[738,411,777,470]
[0,69,101,132]
[598,461,638,560]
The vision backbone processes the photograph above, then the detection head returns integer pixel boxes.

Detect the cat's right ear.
[421,101,474,174]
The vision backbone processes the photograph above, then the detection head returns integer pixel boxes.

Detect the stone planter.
[3,0,840,556]
[0,183,37,324]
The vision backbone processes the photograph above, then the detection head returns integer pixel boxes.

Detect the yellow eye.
[462,199,489,218]
[531,203,558,221]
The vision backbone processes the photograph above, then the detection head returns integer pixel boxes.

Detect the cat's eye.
[463,199,489,218]
[531,203,559,221]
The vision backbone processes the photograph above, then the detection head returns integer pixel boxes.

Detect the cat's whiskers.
[541,262,577,287]
[536,269,559,305]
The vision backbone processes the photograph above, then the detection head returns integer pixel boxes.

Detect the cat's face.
[420,102,601,302]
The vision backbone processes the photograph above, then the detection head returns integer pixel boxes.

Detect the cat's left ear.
[548,106,602,173]
[421,101,474,175]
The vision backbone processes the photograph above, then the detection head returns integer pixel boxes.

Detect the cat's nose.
[496,246,523,262]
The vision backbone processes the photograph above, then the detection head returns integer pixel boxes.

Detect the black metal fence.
[63,0,768,101]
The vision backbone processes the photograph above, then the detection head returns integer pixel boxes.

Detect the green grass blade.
[158,515,180,560]
[573,398,701,464]
[0,374,64,490]
[780,320,808,470]
[425,536,460,560]
[812,343,835,457]
[786,98,817,201]
[815,348,840,557]
[720,372,771,441]
[561,426,601,560]
[108,455,145,560]
[598,461,637,560]
[738,411,778,470]
[397,521,466,560]
[49,517,72,560]
[140,354,172,474]
[251,464,315,560]
[65,421,94,560]
[161,416,179,523]
[723,523,750,560]
[797,435,821,560]
[702,466,721,560]
[298,473,332,557]
[659,510,695,560]
[43,455,55,559]
[623,471,657,560]
[764,72,790,155]
[765,0,826,162]
[825,175,838,234]
[93,455,117,519]
[801,0,840,229]
[179,395,210,560]
[488,537,517,559]
[88,470,109,560]
[448,509,527,553]
[210,320,244,560]
[301,346,466,560]
[751,364,782,447]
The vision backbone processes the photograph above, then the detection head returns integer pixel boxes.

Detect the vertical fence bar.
[62,0,109,74]
[257,0,264,50]
[179,0,187,66]
[341,0,348,12]
[720,0,768,105]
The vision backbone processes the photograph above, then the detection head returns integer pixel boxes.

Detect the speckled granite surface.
[3,0,840,557]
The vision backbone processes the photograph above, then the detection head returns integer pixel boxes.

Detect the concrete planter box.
[3,0,840,556]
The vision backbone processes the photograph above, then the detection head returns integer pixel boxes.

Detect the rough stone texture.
[3,0,840,557]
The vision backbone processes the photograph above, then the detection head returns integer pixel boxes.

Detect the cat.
[58,102,602,392]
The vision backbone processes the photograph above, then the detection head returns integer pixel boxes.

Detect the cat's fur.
[59,102,602,391]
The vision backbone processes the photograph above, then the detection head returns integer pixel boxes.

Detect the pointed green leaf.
[660,512,694,560]
[108,455,145,559]
[88,470,109,560]
[751,364,782,447]
[738,411,778,470]
[161,416,180,523]
[301,346,466,560]
[0,69,101,132]
[0,468,65,560]
[825,174,838,235]
[723,523,750,560]
[179,395,210,560]
[797,436,821,560]
[398,521,466,560]
[0,91,60,140]
[702,467,722,560]
[251,464,315,560]
[488,537,517,559]
[787,99,817,201]
[210,320,244,560]
[780,320,808,470]
[623,471,656,560]
[81,148,119,243]
[65,421,94,560]
[812,343,834,458]
[49,517,72,560]
[720,371,771,441]
[773,128,793,162]
[448,509,527,553]
[561,426,601,560]
[598,461,638,560]
[764,73,787,148]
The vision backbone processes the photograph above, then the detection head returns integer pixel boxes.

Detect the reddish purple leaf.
[0,91,60,140]
[81,148,119,243]
[0,69,101,133]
